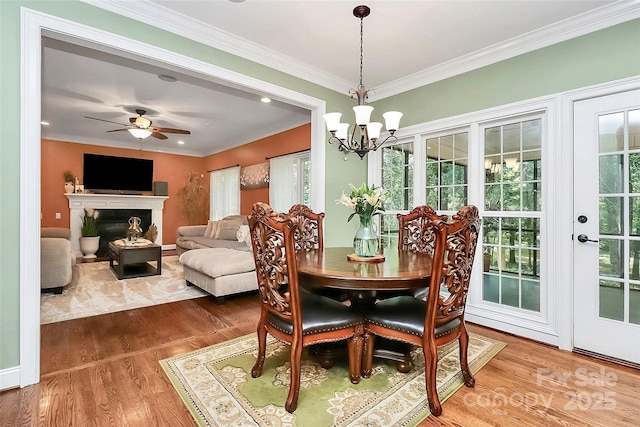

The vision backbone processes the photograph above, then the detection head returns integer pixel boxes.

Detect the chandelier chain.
[359,15,364,87]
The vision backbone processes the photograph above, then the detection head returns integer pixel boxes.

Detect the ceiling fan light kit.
[84,108,191,141]
[323,5,402,159]
[128,128,153,139]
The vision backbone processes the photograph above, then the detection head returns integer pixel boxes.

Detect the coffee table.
[108,241,162,279]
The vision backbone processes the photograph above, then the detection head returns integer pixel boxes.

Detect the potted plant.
[177,171,208,225]
[63,170,75,194]
[79,208,100,259]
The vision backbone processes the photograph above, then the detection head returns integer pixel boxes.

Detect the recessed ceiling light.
[178,140,185,145]
[41,121,50,126]
[229,0,246,3]
[158,74,178,82]
[261,97,271,103]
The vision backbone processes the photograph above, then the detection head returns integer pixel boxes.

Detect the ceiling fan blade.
[84,116,129,127]
[106,128,129,133]
[151,132,168,140]
[150,127,190,134]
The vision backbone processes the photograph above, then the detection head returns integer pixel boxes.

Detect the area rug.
[40,256,208,324]
[161,332,505,427]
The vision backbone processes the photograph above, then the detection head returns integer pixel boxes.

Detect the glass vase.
[353,216,379,257]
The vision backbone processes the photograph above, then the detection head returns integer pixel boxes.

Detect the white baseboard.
[0,366,21,391]
[163,244,176,251]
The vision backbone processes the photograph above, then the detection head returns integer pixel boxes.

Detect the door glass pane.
[630,284,640,325]
[632,198,640,236]
[630,109,640,149]
[599,238,624,278]
[599,197,622,235]
[599,280,623,321]
[599,112,624,152]
[630,153,640,192]
[630,240,640,280]
[599,155,623,193]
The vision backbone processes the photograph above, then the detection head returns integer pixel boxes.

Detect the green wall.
[0,0,360,372]
[1,0,638,374]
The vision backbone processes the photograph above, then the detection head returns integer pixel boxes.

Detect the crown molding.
[81,0,351,94]
[370,1,640,101]
[83,0,639,101]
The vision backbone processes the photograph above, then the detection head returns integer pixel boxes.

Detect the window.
[379,140,414,247]
[425,131,469,212]
[209,166,240,220]
[269,151,310,212]
[482,118,542,312]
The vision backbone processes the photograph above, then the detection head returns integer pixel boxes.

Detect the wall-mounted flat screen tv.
[83,154,153,194]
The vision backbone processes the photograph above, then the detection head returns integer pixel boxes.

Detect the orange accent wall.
[203,123,311,215]
[41,123,310,244]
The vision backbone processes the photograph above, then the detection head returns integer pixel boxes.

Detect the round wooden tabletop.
[296,246,432,292]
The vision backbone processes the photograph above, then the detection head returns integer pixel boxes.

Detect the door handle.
[577,234,598,243]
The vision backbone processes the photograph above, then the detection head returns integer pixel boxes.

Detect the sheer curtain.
[269,154,300,212]
[209,166,240,220]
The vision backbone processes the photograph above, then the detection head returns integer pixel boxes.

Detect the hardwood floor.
[1,294,638,426]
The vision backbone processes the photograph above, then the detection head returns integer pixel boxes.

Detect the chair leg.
[361,333,375,379]
[251,321,267,378]
[424,339,442,416]
[346,334,363,384]
[459,324,476,387]
[285,340,303,413]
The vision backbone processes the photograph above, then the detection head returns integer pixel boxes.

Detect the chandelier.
[323,5,402,159]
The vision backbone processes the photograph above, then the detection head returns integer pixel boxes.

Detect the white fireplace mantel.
[66,193,168,254]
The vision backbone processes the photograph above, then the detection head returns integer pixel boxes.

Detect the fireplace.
[94,209,152,257]
[66,194,168,256]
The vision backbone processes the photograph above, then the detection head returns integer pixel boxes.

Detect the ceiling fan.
[84,109,190,140]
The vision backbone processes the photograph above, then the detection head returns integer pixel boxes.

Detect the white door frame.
[19,7,326,387]
[558,76,640,352]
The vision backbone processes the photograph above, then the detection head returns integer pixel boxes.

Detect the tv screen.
[83,154,153,194]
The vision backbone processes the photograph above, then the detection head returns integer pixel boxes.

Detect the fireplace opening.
[95,209,152,257]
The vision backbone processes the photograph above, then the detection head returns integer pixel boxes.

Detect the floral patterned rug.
[161,332,505,426]
[40,256,208,324]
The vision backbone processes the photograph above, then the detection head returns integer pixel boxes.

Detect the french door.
[573,90,640,364]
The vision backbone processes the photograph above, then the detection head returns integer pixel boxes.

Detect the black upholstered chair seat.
[267,294,362,335]
[366,296,460,338]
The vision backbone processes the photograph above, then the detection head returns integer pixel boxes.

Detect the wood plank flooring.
[1,293,638,426]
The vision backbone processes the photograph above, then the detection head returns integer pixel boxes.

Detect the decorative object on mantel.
[337,183,387,257]
[126,216,143,242]
[63,170,75,194]
[322,5,402,159]
[240,162,270,189]
[144,223,158,243]
[79,208,100,259]
[177,171,207,225]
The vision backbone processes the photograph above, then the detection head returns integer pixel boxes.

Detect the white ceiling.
[42,0,632,156]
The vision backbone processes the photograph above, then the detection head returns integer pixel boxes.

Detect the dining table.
[296,246,433,375]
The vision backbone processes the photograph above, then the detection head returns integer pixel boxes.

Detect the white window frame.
[370,96,559,345]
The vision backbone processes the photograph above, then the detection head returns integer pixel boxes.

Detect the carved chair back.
[286,204,324,252]
[397,206,447,255]
[248,202,301,325]
[426,205,481,328]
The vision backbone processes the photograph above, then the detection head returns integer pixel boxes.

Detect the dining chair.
[395,205,448,299]
[286,204,324,252]
[397,205,447,254]
[363,205,481,416]
[248,202,365,413]
[285,204,349,303]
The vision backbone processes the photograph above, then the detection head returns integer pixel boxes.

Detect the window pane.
[599,155,623,194]
[599,112,624,152]
[485,184,501,211]
[631,197,640,237]
[424,131,469,210]
[630,241,640,281]
[599,238,624,278]
[483,274,500,303]
[382,142,414,211]
[522,218,540,248]
[630,283,640,325]
[599,197,622,235]
[522,279,540,312]
[522,119,542,151]
[630,153,640,192]
[503,184,521,211]
[599,280,623,321]
[502,123,521,153]
[522,153,541,181]
[630,110,640,150]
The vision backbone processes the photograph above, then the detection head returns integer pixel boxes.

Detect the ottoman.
[179,247,258,304]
